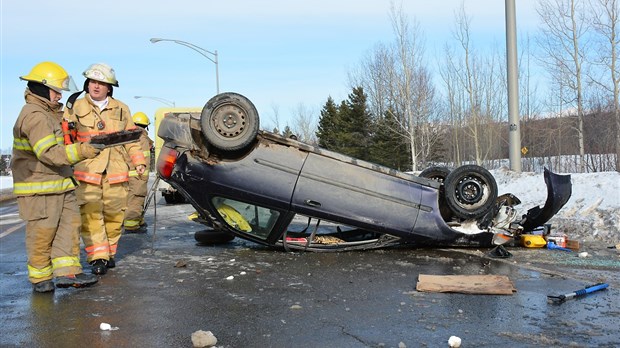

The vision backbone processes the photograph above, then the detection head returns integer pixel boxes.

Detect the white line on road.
[0,222,25,238]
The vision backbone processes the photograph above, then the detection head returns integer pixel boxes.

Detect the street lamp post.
[134,96,176,107]
[150,38,219,94]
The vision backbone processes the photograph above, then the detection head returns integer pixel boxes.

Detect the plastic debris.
[99,322,119,331]
[448,335,462,347]
[191,330,217,347]
[547,241,572,252]
[226,276,234,280]
[578,252,589,258]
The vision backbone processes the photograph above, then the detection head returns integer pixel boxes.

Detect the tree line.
[277,0,620,174]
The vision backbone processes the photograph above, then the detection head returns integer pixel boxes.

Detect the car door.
[291,152,423,236]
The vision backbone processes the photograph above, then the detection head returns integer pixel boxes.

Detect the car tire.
[163,190,186,204]
[419,166,452,183]
[200,92,260,153]
[419,166,453,221]
[444,165,498,220]
[194,229,235,245]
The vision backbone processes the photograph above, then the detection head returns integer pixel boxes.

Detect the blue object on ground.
[547,241,572,252]
[548,283,609,303]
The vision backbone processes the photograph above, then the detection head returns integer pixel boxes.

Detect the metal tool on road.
[143,176,161,252]
[547,283,609,303]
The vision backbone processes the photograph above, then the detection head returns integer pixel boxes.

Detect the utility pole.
[506,0,522,172]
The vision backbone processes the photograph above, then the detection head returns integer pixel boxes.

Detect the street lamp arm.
[134,95,176,107]
[150,38,217,64]
[150,37,220,94]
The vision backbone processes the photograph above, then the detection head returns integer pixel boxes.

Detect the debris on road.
[547,283,609,303]
[520,234,546,248]
[99,322,118,331]
[448,335,462,347]
[416,274,516,295]
[547,241,572,252]
[191,330,217,347]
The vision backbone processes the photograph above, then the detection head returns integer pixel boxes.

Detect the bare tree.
[349,42,393,121]
[450,4,491,165]
[536,0,590,172]
[590,0,620,171]
[438,44,465,166]
[269,102,281,134]
[291,103,317,144]
[349,2,436,171]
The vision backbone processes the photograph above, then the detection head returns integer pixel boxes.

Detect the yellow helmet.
[83,63,119,87]
[20,61,74,92]
[133,112,150,126]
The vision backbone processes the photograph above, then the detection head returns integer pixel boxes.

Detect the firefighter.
[63,63,146,275]
[123,112,154,233]
[12,61,100,292]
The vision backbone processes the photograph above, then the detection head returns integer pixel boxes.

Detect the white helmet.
[83,63,119,87]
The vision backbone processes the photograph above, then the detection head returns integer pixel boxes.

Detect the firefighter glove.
[79,142,101,159]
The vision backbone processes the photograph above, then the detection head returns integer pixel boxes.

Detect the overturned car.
[156,92,572,251]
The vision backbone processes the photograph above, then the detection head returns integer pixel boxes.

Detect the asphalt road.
[1,193,619,348]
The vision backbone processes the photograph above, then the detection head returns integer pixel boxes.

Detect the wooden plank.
[566,239,580,250]
[416,274,516,295]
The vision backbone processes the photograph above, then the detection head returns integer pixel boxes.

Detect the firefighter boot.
[33,280,55,293]
[56,273,99,288]
[90,259,108,275]
[107,257,116,269]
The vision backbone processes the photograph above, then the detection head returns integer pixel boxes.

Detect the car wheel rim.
[455,176,486,205]
[211,104,247,139]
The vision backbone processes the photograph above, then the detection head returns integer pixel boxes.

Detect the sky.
[0,0,540,151]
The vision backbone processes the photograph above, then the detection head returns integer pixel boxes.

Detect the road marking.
[0,213,22,225]
[0,222,25,238]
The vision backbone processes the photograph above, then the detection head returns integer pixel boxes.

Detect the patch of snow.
[0,176,12,190]
[491,168,620,242]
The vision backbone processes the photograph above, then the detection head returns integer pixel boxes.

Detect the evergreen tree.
[369,110,410,170]
[316,96,340,150]
[282,125,294,138]
[339,87,373,160]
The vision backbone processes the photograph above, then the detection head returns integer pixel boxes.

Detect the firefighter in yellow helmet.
[12,61,100,292]
[63,63,146,275]
[123,112,154,233]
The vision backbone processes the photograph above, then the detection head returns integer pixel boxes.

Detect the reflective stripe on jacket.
[11,90,83,197]
[126,128,153,177]
[64,96,146,185]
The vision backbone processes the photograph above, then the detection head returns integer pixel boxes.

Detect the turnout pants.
[18,192,83,284]
[76,175,128,263]
[124,175,148,230]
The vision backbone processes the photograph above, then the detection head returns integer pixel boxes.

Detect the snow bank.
[492,167,620,242]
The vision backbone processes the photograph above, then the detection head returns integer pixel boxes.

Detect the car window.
[281,214,384,247]
[212,197,280,240]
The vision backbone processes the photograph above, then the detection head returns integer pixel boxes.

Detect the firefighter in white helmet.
[63,63,146,275]
[12,61,100,292]
[123,112,154,233]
